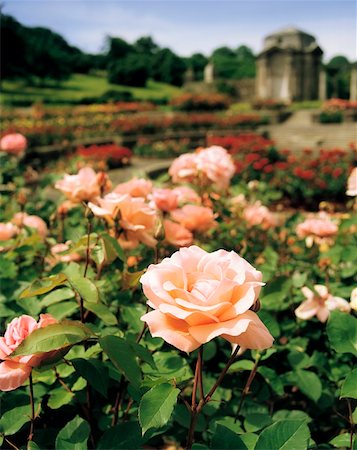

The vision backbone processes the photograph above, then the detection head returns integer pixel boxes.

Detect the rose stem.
[234,352,261,422]
[112,374,127,426]
[83,217,92,278]
[28,371,35,442]
[346,398,354,450]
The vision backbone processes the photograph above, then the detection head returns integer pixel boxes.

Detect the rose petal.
[295,298,319,320]
[0,361,32,391]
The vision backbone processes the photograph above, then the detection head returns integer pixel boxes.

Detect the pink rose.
[169,154,199,184]
[170,205,216,233]
[163,219,193,247]
[0,223,18,241]
[172,186,201,205]
[346,167,357,196]
[0,133,27,156]
[140,246,273,353]
[196,146,235,189]
[295,285,351,323]
[0,314,57,391]
[296,213,338,245]
[243,202,277,230]
[151,188,179,212]
[88,193,158,249]
[50,243,81,263]
[55,167,102,203]
[350,288,357,312]
[12,213,48,238]
[114,178,152,198]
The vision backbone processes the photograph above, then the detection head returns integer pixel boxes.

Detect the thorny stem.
[112,375,127,426]
[235,352,261,421]
[346,398,354,450]
[186,346,240,450]
[28,372,35,442]
[5,438,19,450]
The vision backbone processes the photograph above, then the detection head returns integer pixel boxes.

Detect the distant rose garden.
[0,100,356,450]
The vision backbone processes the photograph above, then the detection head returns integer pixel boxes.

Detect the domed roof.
[261,26,322,54]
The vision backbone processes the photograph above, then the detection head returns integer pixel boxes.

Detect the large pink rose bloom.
[163,219,193,247]
[141,246,274,353]
[114,177,152,198]
[55,167,102,203]
[169,154,199,184]
[295,285,351,323]
[0,223,18,241]
[346,167,357,196]
[12,212,48,238]
[151,188,179,212]
[196,146,235,189]
[243,202,277,230]
[170,205,216,233]
[172,186,201,205]
[0,133,27,156]
[296,213,338,240]
[0,314,57,391]
[88,193,158,249]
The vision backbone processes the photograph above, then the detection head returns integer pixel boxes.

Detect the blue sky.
[3,0,357,61]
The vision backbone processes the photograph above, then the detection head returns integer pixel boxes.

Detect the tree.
[134,36,159,55]
[151,48,186,86]
[326,55,351,98]
[108,53,149,87]
[186,53,208,81]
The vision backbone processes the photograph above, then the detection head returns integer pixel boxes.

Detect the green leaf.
[254,420,311,450]
[55,416,90,450]
[100,335,141,389]
[260,276,292,311]
[11,321,95,357]
[97,422,143,449]
[0,404,39,436]
[128,341,157,370]
[244,413,273,432]
[48,388,74,409]
[41,288,75,307]
[101,233,125,262]
[138,383,180,435]
[27,441,41,450]
[72,358,109,397]
[211,424,247,450]
[83,301,117,325]
[295,370,322,403]
[20,273,67,298]
[327,311,357,356]
[258,366,284,396]
[340,368,357,399]
[67,276,99,304]
[330,433,355,448]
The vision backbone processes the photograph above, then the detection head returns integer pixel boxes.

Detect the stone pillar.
[350,67,357,101]
[319,69,327,101]
[280,54,292,101]
[204,62,214,84]
[256,56,268,99]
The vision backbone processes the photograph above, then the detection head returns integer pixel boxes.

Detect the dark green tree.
[151,48,186,86]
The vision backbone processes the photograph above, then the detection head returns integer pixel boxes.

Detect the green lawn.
[0,73,184,106]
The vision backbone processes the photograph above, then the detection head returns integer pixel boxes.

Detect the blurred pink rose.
[50,243,81,263]
[89,193,158,249]
[350,288,357,312]
[172,186,201,205]
[243,202,277,230]
[170,205,216,232]
[12,212,48,238]
[0,223,18,241]
[346,167,357,196]
[163,219,193,247]
[296,213,338,244]
[295,285,351,323]
[151,188,179,212]
[0,314,57,391]
[0,133,27,156]
[141,246,273,352]
[55,167,102,203]
[169,153,199,184]
[114,177,152,198]
[196,146,235,189]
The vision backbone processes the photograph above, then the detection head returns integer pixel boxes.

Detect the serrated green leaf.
[41,288,75,307]
[138,383,180,435]
[101,233,125,262]
[100,335,141,389]
[55,416,90,450]
[20,273,67,298]
[340,368,357,399]
[0,404,39,436]
[327,311,357,356]
[211,424,247,449]
[11,321,95,357]
[72,358,109,397]
[67,276,99,304]
[255,419,310,450]
[48,388,74,409]
[295,369,322,403]
[83,301,117,325]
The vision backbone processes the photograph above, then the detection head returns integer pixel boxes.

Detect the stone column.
[280,54,292,101]
[319,69,327,101]
[350,67,357,101]
[204,62,214,84]
[256,56,268,99]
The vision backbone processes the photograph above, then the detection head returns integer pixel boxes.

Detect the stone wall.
[184,79,256,101]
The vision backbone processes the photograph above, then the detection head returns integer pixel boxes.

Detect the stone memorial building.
[256,27,324,101]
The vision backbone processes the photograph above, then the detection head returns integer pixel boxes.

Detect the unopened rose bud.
[17,189,27,206]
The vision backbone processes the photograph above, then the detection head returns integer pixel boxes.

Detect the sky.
[3,0,357,61]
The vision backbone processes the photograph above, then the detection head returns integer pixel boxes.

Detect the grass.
[0,73,184,106]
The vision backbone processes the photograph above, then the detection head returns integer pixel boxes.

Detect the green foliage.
[255,420,311,450]
[327,311,357,356]
[55,416,90,450]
